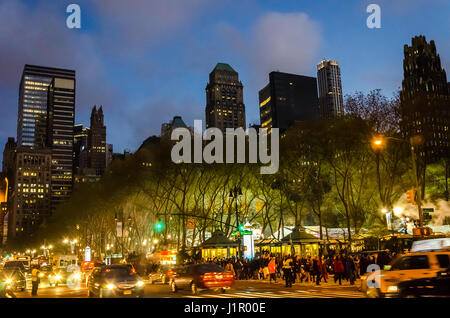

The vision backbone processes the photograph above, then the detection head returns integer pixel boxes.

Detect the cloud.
[217,12,322,88]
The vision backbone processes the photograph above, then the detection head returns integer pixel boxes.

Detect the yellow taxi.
[361,239,450,298]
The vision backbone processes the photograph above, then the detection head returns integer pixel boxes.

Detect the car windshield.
[101,266,135,279]
[192,264,224,274]
[4,262,25,270]
[391,255,429,270]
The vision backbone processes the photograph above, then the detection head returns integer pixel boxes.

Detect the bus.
[13,255,31,271]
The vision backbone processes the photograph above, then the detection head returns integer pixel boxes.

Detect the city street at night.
[13,279,364,299]
[0,1,449,313]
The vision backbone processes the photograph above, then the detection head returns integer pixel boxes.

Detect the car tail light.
[223,272,234,280]
[202,273,215,281]
[167,270,173,276]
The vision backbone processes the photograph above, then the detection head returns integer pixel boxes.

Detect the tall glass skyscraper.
[17,65,76,149]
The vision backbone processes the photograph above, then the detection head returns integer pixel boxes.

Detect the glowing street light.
[393,206,403,216]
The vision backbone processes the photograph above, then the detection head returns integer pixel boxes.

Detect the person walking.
[313,257,321,285]
[282,256,293,287]
[345,256,356,285]
[333,255,344,285]
[320,255,328,283]
[225,261,235,278]
[268,257,277,283]
[31,265,41,296]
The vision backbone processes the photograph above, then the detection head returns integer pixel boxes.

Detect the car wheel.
[191,283,198,295]
[170,281,177,293]
[221,288,226,294]
[88,289,93,298]
[99,289,103,298]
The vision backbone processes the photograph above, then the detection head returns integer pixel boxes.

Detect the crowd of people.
[203,250,395,288]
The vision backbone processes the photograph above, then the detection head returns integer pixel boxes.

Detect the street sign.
[241,230,252,235]
[422,208,434,213]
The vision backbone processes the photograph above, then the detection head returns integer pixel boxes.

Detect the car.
[392,266,450,298]
[361,250,450,298]
[3,261,26,273]
[169,264,234,295]
[148,265,181,285]
[38,265,64,287]
[1,269,26,292]
[87,264,145,298]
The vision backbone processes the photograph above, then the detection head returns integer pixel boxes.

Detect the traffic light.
[238,224,244,232]
[406,189,415,205]
[155,220,163,231]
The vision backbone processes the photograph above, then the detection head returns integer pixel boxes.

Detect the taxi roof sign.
[411,238,450,252]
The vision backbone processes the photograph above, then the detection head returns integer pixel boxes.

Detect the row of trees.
[22,90,449,257]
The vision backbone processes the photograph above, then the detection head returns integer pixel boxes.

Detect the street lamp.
[229,186,243,259]
[371,134,425,228]
[393,206,403,217]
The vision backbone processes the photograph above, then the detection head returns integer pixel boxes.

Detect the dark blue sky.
[0,0,449,164]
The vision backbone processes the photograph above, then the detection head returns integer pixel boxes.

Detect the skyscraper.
[17,65,75,149]
[400,35,449,162]
[259,72,318,132]
[9,147,52,239]
[317,60,344,118]
[87,106,106,175]
[73,124,89,175]
[47,74,76,209]
[205,63,246,132]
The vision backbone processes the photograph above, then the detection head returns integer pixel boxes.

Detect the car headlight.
[73,273,81,280]
[387,285,398,293]
[55,275,62,281]
[39,273,44,277]
[5,278,12,284]
[105,283,116,290]
[136,281,144,287]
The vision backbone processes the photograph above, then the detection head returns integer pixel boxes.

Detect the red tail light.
[167,270,174,276]
[201,272,234,281]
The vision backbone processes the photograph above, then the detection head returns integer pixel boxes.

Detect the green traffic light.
[155,222,163,231]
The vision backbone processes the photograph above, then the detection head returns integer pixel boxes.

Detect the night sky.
[0,0,449,163]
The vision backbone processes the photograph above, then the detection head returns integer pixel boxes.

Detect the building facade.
[47,76,76,209]
[317,60,344,118]
[400,35,449,163]
[205,63,246,132]
[87,106,106,175]
[17,65,75,149]
[9,148,52,239]
[259,72,318,132]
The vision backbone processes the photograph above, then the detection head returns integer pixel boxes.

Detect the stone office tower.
[88,106,106,176]
[205,63,246,132]
[400,35,449,163]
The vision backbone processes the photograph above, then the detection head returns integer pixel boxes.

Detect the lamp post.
[229,186,242,259]
[372,136,424,228]
[115,212,132,259]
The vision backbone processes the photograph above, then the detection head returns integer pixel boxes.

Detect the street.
[13,279,364,298]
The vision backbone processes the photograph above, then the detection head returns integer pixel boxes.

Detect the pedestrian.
[268,257,277,283]
[345,256,356,285]
[313,257,321,285]
[31,265,41,296]
[333,255,344,285]
[320,255,328,283]
[282,256,293,287]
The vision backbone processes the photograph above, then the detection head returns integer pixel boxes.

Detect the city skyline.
[0,0,449,164]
